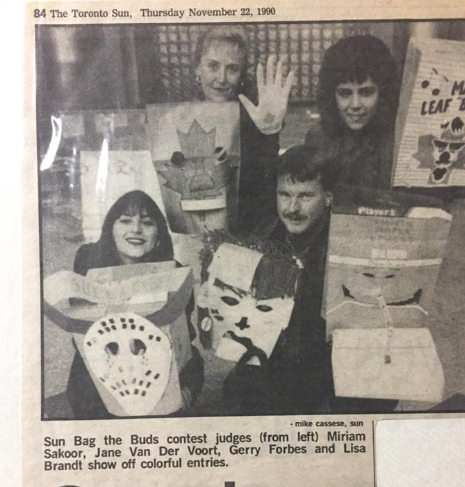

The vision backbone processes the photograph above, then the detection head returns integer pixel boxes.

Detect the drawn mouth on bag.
[342,286,422,306]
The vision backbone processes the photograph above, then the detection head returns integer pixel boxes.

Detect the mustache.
[283,212,307,221]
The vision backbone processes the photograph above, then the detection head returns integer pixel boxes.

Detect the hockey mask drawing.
[83,313,173,416]
[414,116,465,184]
[198,243,299,365]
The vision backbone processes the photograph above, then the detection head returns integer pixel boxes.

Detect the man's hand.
[239,55,294,135]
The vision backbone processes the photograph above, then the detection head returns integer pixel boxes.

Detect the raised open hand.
[239,55,294,135]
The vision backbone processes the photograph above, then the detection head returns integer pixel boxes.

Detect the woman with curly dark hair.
[306,35,400,190]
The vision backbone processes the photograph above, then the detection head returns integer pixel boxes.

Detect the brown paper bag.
[323,204,451,338]
[332,328,444,402]
[393,38,465,187]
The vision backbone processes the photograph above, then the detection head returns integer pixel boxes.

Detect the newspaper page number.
[34,9,47,18]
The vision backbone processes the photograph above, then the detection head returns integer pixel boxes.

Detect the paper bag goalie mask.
[197,243,299,365]
[44,262,194,416]
[147,102,240,235]
[83,313,174,416]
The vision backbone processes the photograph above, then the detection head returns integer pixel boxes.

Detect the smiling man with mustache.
[277,165,328,239]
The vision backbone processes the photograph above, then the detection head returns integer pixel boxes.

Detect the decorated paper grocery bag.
[323,200,452,339]
[146,102,241,235]
[79,150,165,243]
[39,109,148,217]
[44,262,193,416]
[393,38,465,187]
[197,241,299,366]
[332,328,444,402]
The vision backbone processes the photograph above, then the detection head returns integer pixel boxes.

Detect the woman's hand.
[239,55,294,135]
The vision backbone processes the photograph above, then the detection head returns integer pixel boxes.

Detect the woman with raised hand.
[194,25,294,233]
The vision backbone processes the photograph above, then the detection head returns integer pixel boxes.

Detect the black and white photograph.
[36,19,465,421]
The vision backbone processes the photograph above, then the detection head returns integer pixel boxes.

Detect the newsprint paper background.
[23,1,465,486]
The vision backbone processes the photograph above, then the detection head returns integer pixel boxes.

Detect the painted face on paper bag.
[340,266,423,306]
[158,119,236,234]
[197,243,298,365]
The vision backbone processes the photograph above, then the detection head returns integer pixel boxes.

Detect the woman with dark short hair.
[306,35,400,190]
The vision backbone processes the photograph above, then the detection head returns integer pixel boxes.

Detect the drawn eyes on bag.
[171,151,186,167]
[362,272,395,279]
[170,147,227,167]
[221,296,240,306]
[104,339,147,357]
[256,304,273,313]
[433,140,465,154]
[220,295,273,313]
[214,146,227,163]
[130,338,147,356]
[105,342,119,356]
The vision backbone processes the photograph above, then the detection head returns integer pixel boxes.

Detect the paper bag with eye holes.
[197,243,298,366]
[332,327,444,402]
[44,262,194,416]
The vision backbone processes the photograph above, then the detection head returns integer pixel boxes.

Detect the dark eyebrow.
[360,87,377,93]
[214,278,247,298]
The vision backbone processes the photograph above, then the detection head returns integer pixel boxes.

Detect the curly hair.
[317,35,399,136]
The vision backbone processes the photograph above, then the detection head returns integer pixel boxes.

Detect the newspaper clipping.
[23,1,465,486]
